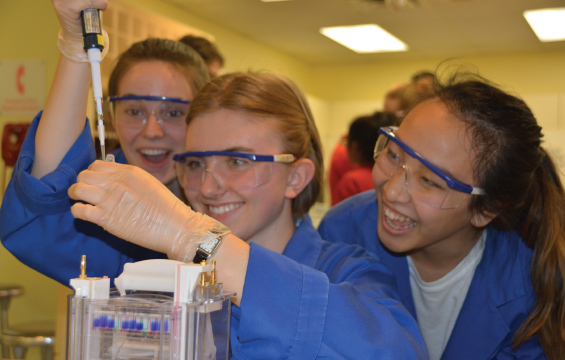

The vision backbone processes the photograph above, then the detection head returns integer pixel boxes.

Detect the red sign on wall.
[0,60,45,116]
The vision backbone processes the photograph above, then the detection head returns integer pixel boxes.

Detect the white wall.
[524,93,565,183]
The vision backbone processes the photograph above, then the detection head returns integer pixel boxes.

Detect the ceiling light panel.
[524,7,565,42]
[320,24,408,53]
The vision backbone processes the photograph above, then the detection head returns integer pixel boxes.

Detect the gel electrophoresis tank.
[67,259,233,360]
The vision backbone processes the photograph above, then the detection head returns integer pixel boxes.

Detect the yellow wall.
[117,0,314,90]
[309,51,565,101]
[0,0,62,338]
[1,1,565,358]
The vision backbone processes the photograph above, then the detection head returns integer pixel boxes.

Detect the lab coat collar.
[381,227,531,359]
[440,229,529,359]
[282,215,324,268]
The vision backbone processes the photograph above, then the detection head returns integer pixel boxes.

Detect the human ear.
[470,210,497,228]
[285,158,315,199]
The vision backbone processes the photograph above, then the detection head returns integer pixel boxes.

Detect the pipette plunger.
[81,8,107,161]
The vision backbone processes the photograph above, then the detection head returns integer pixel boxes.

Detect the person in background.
[1,0,208,284]
[328,134,358,205]
[67,71,428,358]
[332,112,397,205]
[179,34,224,78]
[411,71,435,91]
[318,72,565,359]
[329,82,405,206]
[383,81,409,115]
[395,71,436,123]
[329,72,433,205]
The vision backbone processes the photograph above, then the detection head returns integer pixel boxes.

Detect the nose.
[199,168,226,198]
[141,112,165,138]
[381,164,411,204]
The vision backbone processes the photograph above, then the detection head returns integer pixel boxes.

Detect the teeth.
[384,208,414,222]
[209,203,242,215]
[384,208,417,230]
[140,149,168,156]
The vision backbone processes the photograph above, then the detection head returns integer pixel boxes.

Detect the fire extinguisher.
[2,123,30,194]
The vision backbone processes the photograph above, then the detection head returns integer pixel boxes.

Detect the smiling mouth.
[384,207,417,230]
[139,149,170,163]
[208,203,243,215]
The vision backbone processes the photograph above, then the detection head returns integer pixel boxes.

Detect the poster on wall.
[0,60,45,117]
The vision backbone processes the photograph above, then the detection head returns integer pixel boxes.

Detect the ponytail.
[514,148,565,359]
[434,71,565,358]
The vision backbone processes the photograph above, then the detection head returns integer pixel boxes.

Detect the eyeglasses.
[374,126,484,209]
[108,95,191,129]
[173,151,296,191]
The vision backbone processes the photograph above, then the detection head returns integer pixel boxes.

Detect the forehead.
[118,60,194,99]
[397,99,476,183]
[185,109,284,153]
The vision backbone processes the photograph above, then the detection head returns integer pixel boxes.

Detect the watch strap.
[192,235,223,264]
[193,249,208,264]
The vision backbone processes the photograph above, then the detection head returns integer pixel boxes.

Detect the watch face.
[199,238,220,254]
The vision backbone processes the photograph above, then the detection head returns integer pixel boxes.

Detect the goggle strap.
[273,154,296,163]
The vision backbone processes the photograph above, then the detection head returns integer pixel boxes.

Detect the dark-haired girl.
[319,74,565,359]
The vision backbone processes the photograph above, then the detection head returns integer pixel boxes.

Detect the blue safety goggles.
[173,151,296,163]
[375,126,484,195]
[108,95,191,104]
[108,95,191,129]
[173,151,296,191]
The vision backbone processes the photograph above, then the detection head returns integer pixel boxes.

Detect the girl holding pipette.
[1,0,207,283]
[67,71,429,359]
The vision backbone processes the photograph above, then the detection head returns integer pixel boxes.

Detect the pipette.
[81,8,106,161]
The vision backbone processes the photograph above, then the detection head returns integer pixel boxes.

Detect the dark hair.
[186,72,323,220]
[108,38,209,98]
[178,35,224,67]
[435,73,565,359]
[347,112,397,165]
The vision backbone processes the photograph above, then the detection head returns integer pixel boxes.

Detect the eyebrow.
[184,147,256,154]
[224,147,255,153]
[393,140,460,179]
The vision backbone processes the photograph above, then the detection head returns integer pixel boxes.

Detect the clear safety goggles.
[108,95,191,129]
[173,151,296,191]
[374,126,484,209]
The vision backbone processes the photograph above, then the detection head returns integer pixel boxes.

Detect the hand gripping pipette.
[81,9,107,161]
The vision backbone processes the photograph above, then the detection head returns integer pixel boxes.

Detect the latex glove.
[68,161,230,262]
[52,0,109,62]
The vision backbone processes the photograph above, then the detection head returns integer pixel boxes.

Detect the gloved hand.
[68,161,230,262]
[52,0,109,62]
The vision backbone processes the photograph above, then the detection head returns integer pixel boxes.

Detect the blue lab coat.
[233,218,428,359]
[318,190,546,359]
[0,112,167,285]
[1,114,428,359]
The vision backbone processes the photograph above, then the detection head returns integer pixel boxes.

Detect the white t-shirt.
[407,230,487,360]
